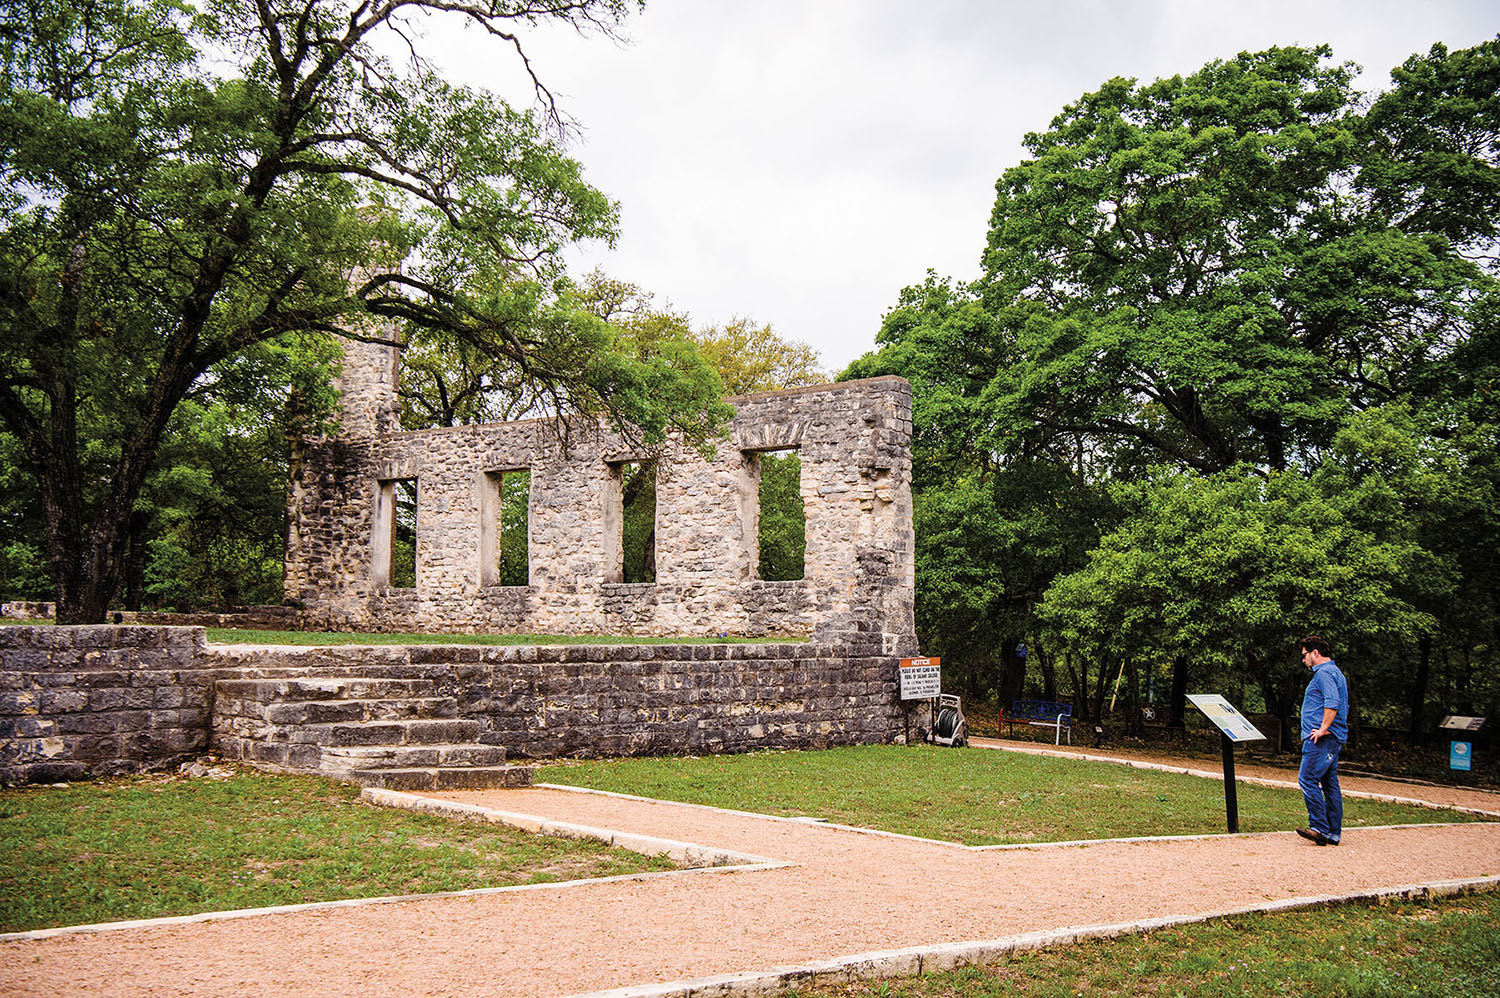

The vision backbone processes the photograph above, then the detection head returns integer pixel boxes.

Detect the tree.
[979,44,1485,475]
[1037,465,1432,745]
[849,40,1500,729]
[1361,39,1500,252]
[755,450,803,581]
[845,275,1114,702]
[2,0,733,623]
[693,318,825,396]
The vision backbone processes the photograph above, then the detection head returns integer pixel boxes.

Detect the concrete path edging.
[978,741,1500,818]
[0,865,759,944]
[560,875,1500,998]
[362,787,790,868]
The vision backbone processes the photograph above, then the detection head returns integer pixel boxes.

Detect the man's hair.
[1298,635,1332,657]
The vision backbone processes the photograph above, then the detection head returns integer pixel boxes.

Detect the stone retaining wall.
[114,605,301,630]
[1,601,55,620]
[1,626,911,783]
[0,626,217,783]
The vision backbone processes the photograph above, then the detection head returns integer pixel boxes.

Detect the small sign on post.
[898,658,941,746]
[899,658,942,700]
[1187,694,1267,833]
[1440,717,1484,775]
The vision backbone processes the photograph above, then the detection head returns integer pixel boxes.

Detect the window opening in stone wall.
[620,460,656,584]
[480,470,530,587]
[500,470,530,586]
[756,449,804,581]
[391,478,418,588]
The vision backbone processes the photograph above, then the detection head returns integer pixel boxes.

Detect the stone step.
[215,677,443,703]
[212,734,323,772]
[214,735,518,781]
[349,765,534,791]
[319,743,508,771]
[279,718,484,746]
[245,697,459,725]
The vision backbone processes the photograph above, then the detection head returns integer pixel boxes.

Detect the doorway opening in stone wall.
[755,449,804,581]
[481,469,531,587]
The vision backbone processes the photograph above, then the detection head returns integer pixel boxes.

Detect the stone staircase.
[211,676,532,791]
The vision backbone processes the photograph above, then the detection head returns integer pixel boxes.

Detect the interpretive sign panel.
[1440,715,1486,732]
[1187,694,1266,743]
[899,658,941,700]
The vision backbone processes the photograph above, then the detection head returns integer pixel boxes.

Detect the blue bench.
[1002,700,1074,744]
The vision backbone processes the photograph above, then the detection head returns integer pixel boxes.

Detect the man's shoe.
[1296,828,1332,845]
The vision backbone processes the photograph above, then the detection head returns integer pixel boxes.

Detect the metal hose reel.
[928,693,967,747]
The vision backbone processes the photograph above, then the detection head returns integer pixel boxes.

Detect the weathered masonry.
[0,336,923,786]
[285,334,918,653]
[0,626,908,785]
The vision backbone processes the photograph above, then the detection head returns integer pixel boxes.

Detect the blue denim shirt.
[1301,659,1349,743]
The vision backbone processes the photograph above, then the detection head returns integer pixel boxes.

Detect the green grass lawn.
[204,628,801,645]
[536,744,1487,845]
[0,769,675,934]
[793,891,1500,998]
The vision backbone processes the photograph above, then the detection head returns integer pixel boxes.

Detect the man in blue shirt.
[1296,635,1350,846]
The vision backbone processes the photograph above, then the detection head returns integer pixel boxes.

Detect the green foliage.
[694,318,826,396]
[0,0,732,622]
[976,44,1483,473]
[1362,38,1500,247]
[1036,465,1431,719]
[849,39,1500,733]
[391,479,417,589]
[620,460,655,584]
[0,434,47,600]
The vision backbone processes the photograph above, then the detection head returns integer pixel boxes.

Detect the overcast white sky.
[433,1,1497,376]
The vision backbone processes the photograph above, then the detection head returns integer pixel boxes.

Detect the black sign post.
[1219,732,1239,833]
[1188,694,1267,834]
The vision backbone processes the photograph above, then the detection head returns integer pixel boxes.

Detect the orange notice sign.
[898,657,941,700]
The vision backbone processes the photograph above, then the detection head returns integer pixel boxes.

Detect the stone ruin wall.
[284,335,918,653]
[0,626,907,784]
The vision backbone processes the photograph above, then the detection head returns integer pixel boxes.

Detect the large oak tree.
[848,40,1500,728]
[1,0,728,622]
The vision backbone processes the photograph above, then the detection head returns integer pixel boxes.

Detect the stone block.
[89,688,126,711]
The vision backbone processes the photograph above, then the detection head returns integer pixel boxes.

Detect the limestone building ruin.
[1,321,924,787]
[284,332,918,653]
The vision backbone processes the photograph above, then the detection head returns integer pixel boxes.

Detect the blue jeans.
[1299,736,1344,842]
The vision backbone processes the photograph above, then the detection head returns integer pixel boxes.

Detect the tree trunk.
[1408,634,1432,746]
[1276,672,1298,752]
[1093,654,1111,723]
[996,640,1027,706]
[1080,654,1092,717]
[1168,656,1189,731]
[1126,656,1143,737]
[122,508,149,610]
[1037,643,1057,702]
[1070,654,1089,721]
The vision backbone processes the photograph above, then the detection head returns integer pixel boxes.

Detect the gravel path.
[3,744,1498,998]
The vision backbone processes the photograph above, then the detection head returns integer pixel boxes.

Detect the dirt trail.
[3,744,1498,998]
